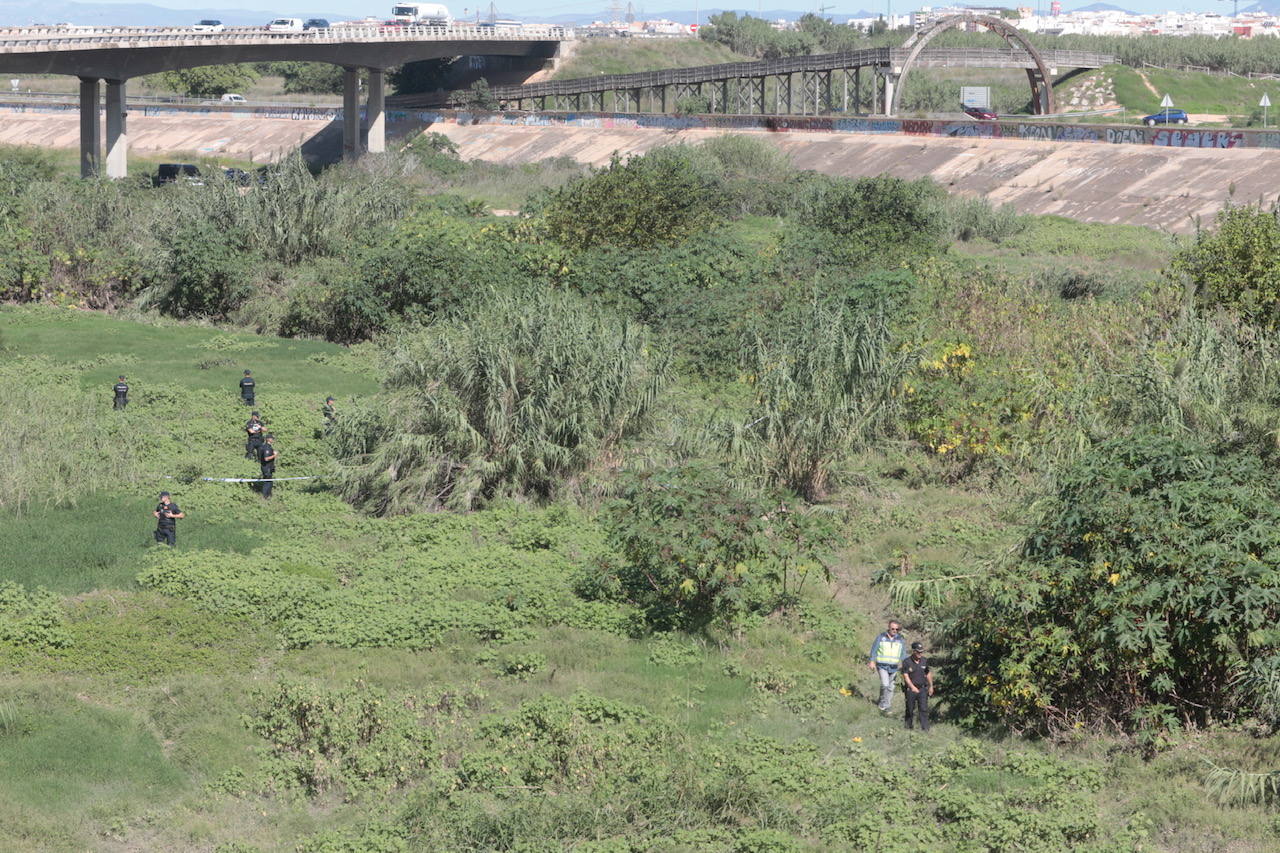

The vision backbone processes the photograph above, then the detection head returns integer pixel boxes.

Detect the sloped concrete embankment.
[429,122,1280,233]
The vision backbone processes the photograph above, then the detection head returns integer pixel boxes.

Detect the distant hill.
[1070,2,1136,11]
[0,0,346,26]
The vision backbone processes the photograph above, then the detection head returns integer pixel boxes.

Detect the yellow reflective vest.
[870,633,906,667]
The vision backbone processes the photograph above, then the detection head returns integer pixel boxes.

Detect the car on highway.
[1142,108,1189,126]
[266,17,304,32]
[192,19,225,32]
[304,18,330,29]
[962,104,998,121]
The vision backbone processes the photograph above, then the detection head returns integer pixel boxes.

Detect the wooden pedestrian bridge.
[415,15,1112,118]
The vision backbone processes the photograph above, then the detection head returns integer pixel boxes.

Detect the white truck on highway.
[389,3,453,26]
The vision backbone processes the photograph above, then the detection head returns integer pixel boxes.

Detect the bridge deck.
[0,25,570,52]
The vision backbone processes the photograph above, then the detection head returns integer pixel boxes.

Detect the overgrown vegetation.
[2,134,1280,851]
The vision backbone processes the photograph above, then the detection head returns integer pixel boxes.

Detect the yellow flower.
[838,687,852,697]
[852,736,863,743]
[1108,573,1121,585]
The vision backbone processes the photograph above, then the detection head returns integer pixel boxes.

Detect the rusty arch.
[890,13,1056,116]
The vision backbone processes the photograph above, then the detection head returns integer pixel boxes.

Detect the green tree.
[941,431,1280,740]
[158,219,251,318]
[1170,204,1280,329]
[269,61,347,95]
[155,64,259,97]
[542,149,729,251]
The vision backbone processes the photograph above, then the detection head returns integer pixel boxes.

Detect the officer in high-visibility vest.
[866,619,908,714]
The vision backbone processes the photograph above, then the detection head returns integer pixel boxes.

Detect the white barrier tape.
[201,475,324,483]
[162,475,326,483]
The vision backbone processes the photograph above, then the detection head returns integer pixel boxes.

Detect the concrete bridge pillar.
[104,79,128,179]
[78,77,100,178]
[882,72,898,115]
[342,67,360,162]
[366,68,385,154]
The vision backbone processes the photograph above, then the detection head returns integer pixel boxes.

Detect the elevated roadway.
[0,24,569,176]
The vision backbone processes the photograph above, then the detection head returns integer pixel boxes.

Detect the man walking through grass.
[112,375,129,410]
[901,641,934,731]
[867,619,908,714]
[153,491,184,546]
[239,369,256,406]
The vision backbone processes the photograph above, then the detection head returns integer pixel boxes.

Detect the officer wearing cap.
[257,434,278,498]
[239,369,256,406]
[112,375,129,410]
[153,491,184,547]
[901,641,934,732]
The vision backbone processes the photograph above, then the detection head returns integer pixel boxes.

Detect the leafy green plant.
[591,465,839,630]
[245,679,435,800]
[943,431,1280,737]
[1171,203,1280,328]
[333,289,670,513]
[735,300,911,500]
[0,582,71,650]
[542,149,730,251]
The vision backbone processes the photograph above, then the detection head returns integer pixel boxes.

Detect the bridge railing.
[474,47,1113,103]
[0,24,571,49]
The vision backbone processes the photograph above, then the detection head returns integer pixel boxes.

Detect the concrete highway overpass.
[0,24,569,176]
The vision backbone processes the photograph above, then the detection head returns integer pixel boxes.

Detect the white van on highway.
[266,17,304,32]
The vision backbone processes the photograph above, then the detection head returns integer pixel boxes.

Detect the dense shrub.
[541,149,730,251]
[157,220,251,319]
[739,300,911,500]
[944,431,1280,740]
[590,465,839,630]
[333,290,670,513]
[1170,204,1280,328]
[0,582,71,649]
[247,679,435,799]
[797,174,948,255]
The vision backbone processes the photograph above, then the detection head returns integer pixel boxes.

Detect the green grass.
[0,304,374,396]
[1108,64,1278,116]
[0,493,262,594]
[553,38,753,80]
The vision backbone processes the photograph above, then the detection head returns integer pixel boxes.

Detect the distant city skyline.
[12,0,1265,23]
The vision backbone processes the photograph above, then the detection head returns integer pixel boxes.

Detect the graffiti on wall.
[1151,129,1244,148]
[1105,127,1145,145]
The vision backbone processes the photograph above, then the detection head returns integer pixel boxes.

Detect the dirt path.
[1136,70,1161,98]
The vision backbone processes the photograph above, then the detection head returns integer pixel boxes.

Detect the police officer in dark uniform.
[257,434,278,499]
[244,411,265,460]
[153,491,184,546]
[322,396,336,435]
[113,375,129,410]
[239,369,256,406]
[901,642,935,732]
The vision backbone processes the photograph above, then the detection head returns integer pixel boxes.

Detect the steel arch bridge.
[892,13,1057,116]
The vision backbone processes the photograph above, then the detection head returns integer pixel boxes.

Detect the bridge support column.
[342,67,360,162]
[366,68,385,154]
[882,72,898,115]
[854,67,862,113]
[104,79,127,179]
[78,77,100,178]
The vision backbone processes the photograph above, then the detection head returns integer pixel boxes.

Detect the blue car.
[1143,108,1189,126]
